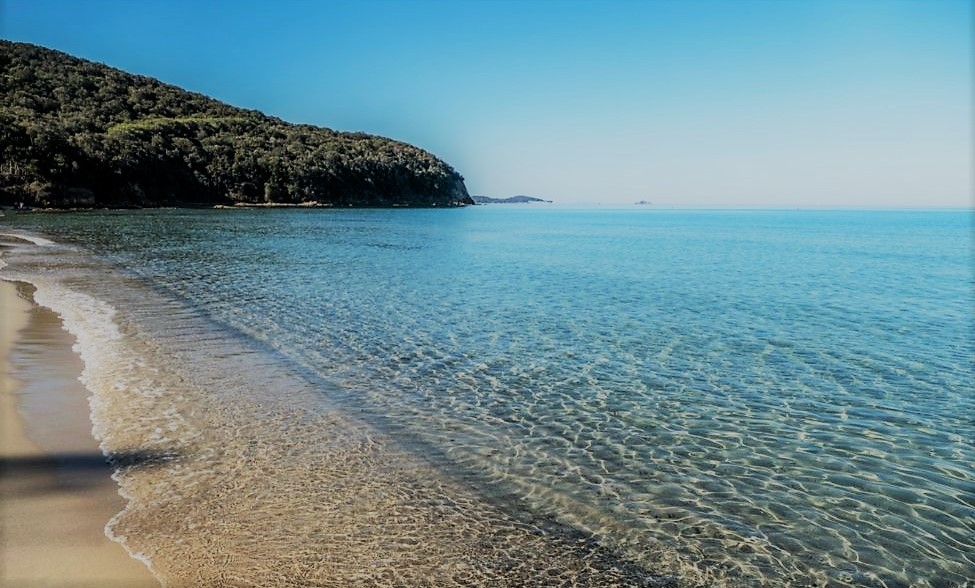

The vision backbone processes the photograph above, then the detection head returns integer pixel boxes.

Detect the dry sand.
[1,278,158,587]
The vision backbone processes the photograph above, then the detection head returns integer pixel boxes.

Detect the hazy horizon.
[3,0,971,207]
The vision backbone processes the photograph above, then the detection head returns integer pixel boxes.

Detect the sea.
[1,206,972,587]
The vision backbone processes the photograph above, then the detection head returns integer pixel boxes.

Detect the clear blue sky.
[2,0,971,206]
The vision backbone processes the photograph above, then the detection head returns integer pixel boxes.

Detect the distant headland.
[471,195,551,204]
[0,41,473,209]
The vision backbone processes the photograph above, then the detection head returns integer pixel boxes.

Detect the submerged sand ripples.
[2,239,675,587]
[3,209,973,587]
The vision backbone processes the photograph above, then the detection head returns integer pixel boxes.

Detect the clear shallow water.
[2,207,973,587]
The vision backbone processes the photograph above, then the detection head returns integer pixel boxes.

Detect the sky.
[1,0,971,207]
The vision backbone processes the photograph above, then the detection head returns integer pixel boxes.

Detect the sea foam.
[0,235,164,583]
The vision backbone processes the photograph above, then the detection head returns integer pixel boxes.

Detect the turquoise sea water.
[2,207,972,587]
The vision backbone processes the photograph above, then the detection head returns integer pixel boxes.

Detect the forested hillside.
[0,41,472,208]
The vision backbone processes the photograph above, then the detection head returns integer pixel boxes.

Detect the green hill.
[0,41,472,208]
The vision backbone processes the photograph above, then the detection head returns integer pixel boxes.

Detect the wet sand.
[1,278,158,587]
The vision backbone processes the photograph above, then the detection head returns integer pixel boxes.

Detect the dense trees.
[0,41,472,208]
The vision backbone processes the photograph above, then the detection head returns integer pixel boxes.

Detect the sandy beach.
[1,278,158,587]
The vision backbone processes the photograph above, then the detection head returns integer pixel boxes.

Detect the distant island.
[471,195,551,204]
[0,41,473,208]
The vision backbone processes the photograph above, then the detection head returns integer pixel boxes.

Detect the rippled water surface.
[3,207,973,587]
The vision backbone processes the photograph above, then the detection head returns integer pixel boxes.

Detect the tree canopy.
[0,41,472,208]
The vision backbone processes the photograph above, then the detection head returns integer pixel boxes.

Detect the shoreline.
[0,278,158,586]
[0,231,670,586]
[1,212,970,586]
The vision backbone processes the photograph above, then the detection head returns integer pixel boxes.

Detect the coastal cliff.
[0,41,473,208]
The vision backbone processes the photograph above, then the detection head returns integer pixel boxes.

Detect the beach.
[0,209,971,587]
[1,278,158,587]
[0,223,674,587]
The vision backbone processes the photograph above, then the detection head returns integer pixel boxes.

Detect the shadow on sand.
[0,450,179,497]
